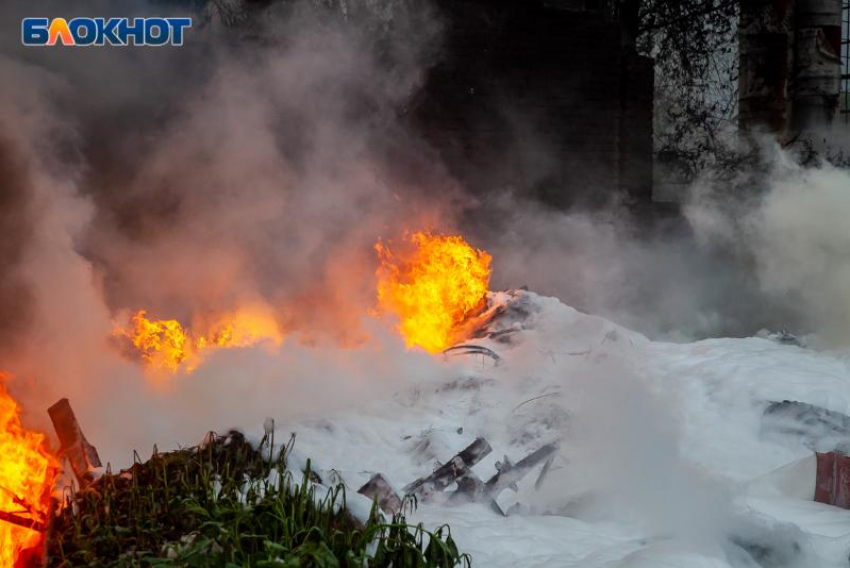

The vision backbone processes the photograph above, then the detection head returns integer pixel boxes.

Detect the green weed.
[46,431,470,568]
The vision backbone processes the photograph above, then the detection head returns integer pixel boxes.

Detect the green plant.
[47,432,470,568]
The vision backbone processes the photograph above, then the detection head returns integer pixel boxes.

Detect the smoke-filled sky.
[1,0,849,463]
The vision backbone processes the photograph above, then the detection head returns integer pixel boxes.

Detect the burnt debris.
[47,398,102,489]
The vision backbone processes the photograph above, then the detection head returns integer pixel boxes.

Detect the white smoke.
[687,150,850,346]
[749,162,850,343]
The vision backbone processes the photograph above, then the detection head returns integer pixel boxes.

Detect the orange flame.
[375,232,492,353]
[114,305,284,374]
[0,376,57,568]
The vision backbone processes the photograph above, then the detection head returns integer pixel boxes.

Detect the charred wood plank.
[358,473,402,516]
[448,442,559,507]
[404,437,492,496]
[48,399,101,488]
[0,509,46,532]
[484,441,559,497]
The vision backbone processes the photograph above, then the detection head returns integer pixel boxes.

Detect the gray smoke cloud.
[468,187,794,342]
[751,163,850,343]
[687,151,850,346]
[0,0,464,461]
[471,136,850,346]
[1,0,850,470]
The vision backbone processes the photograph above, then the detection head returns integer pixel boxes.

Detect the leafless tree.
[617,0,745,178]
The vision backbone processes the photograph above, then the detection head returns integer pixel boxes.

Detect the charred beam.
[357,473,402,516]
[0,509,46,532]
[403,437,492,497]
[447,442,560,514]
[484,442,559,497]
[48,398,102,488]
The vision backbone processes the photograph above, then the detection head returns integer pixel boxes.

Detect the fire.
[375,232,492,353]
[0,376,57,567]
[119,312,189,373]
[114,305,284,374]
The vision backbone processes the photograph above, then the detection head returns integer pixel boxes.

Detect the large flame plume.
[113,305,284,374]
[375,232,492,353]
[0,376,57,568]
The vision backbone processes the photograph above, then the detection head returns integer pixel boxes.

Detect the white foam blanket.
[275,290,850,567]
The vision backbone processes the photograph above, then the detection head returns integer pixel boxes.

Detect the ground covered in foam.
[271,290,850,567]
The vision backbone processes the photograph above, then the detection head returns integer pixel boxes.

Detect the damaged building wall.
[739,0,843,142]
[793,0,843,132]
[412,0,654,209]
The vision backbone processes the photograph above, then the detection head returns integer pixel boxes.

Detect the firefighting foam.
[113,305,285,374]
[375,232,492,353]
[0,376,57,567]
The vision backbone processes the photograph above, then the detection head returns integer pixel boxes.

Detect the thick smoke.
[727,161,850,345]
[469,140,850,345]
[0,0,461,461]
[683,148,850,346]
[1,0,850,469]
[469,187,792,341]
